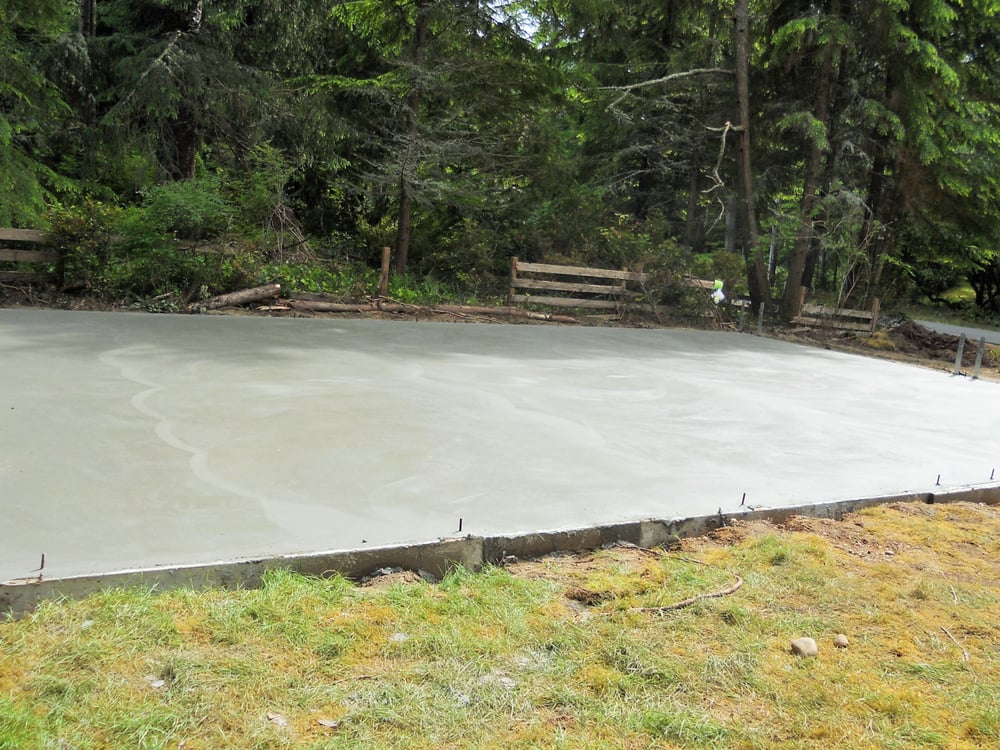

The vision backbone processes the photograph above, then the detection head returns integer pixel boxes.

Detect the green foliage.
[140,174,235,241]
[387,272,458,305]
[0,0,76,225]
[47,200,123,285]
[0,0,997,319]
[420,218,507,295]
[257,261,376,297]
[692,251,746,297]
[43,182,255,300]
[774,111,829,151]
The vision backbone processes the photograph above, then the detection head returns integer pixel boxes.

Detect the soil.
[774,318,1000,381]
[501,501,1000,604]
[1,283,998,381]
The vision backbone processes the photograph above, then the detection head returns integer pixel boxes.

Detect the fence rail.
[792,299,880,334]
[508,258,649,310]
[0,230,60,284]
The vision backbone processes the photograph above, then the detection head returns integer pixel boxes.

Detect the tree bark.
[395,0,429,274]
[169,103,200,181]
[80,0,97,37]
[733,0,769,308]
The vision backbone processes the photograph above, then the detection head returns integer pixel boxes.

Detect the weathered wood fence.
[0,229,60,285]
[508,258,649,310]
[792,298,880,333]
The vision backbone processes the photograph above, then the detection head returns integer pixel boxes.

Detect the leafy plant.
[140,173,235,241]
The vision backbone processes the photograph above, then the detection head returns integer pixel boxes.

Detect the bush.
[47,199,123,287]
[140,174,235,240]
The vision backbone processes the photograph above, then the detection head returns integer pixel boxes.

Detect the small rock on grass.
[790,637,818,657]
[834,633,850,648]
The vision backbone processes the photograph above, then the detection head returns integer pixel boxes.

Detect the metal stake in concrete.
[973,336,986,380]
[757,303,765,336]
[953,333,966,375]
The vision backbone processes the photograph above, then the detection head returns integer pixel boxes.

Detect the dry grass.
[2,501,999,749]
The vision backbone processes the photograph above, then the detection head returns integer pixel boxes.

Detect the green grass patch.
[2,503,1000,748]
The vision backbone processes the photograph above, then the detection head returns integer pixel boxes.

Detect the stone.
[790,637,819,657]
[834,633,850,648]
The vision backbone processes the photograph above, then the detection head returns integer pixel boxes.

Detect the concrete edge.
[5,484,999,618]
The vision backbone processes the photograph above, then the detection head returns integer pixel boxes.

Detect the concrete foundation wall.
[4,486,998,619]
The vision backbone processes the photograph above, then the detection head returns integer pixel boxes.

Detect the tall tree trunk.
[169,104,199,181]
[733,0,769,307]
[395,0,429,274]
[780,5,838,320]
[79,0,97,37]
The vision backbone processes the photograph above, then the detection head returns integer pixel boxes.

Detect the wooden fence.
[0,229,60,285]
[507,258,649,310]
[791,298,880,333]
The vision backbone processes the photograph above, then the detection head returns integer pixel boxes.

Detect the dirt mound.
[891,320,999,368]
[891,320,967,363]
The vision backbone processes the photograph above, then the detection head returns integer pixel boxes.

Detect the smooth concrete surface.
[3,309,999,584]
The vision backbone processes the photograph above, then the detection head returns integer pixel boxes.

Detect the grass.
[2,501,999,749]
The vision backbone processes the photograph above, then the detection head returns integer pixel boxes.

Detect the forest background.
[2,0,999,320]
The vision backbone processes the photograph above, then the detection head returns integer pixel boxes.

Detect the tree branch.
[599,67,734,93]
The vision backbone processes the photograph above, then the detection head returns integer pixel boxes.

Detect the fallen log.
[188,283,281,312]
[284,298,578,324]
[431,304,578,324]
[286,299,371,313]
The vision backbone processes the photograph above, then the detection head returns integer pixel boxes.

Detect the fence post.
[379,247,391,297]
[756,302,765,336]
[974,336,986,380]
[507,257,518,306]
[953,333,966,375]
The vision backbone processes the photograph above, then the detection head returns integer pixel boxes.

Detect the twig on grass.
[633,574,744,614]
[941,626,970,662]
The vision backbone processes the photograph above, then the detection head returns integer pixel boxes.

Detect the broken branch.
[634,575,744,614]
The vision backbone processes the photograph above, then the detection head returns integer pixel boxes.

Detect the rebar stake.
[973,336,986,380]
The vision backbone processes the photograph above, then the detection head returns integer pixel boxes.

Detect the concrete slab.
[3,309,999,584]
